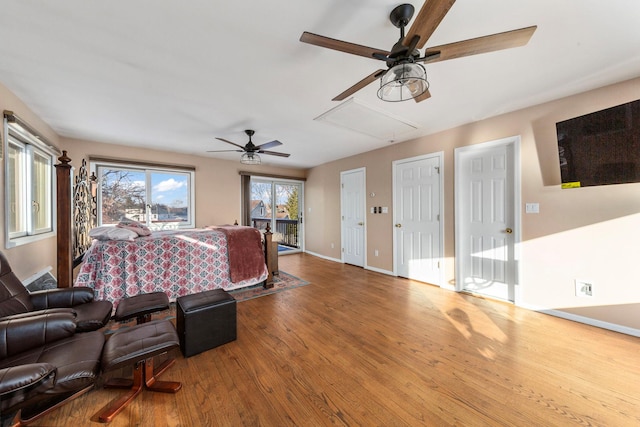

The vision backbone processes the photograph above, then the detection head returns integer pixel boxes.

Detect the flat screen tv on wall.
[556,99,640,188]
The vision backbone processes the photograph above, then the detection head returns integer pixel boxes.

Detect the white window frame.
[91,160,196,230]
[3,115,57,248]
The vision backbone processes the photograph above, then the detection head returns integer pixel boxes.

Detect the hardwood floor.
[34,253,640,426]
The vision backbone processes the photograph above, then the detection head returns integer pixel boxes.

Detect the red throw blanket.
[209,225,266,283]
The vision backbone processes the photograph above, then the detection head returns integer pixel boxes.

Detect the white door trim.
[392,152,445,287]
[454,136,522,304]
[340,167,366,267]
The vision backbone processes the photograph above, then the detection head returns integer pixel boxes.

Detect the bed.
[55,153,277,304]
[75,227,268,306]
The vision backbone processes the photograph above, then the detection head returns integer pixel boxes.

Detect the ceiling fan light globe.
[377,63,429,102]
[240,152,261,165]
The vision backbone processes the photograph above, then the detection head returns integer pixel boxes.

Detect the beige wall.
[62,138,306,229]
[305,76,640,331]
[0,83,60,280]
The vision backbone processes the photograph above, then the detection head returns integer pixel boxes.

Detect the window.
[92,161,195,230]
[3,113,56,248]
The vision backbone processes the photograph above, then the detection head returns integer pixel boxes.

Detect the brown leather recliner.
[0,251,112,332]
[0,311,105,424]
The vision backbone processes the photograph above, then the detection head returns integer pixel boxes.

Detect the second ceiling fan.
[208,130,290,164]
[300,0,537,103]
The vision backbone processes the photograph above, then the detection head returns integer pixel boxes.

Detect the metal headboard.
[72,158,96,266]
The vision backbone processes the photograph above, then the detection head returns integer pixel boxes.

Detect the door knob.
[395,224,402,228]
[505,228,513,234]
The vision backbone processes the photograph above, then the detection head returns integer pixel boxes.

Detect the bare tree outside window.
[100,170,146,224]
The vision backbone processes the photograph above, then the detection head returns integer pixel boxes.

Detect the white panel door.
[341,168,365,267]
[456,140,517,302]
[393,154,442,285]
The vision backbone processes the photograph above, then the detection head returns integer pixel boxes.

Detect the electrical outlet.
[374,249,379,257]
[331,243,334,249]
[575,280,593,297]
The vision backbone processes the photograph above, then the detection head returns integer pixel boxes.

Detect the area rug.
[229,271,310,302]
[102,271,309,334]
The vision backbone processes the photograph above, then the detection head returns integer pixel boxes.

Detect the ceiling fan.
[300,0,537,102]
[208,130,290,164]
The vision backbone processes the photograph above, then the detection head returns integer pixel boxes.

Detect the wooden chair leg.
[98,358,181,423]
[98,363,144,423]
[103,355,176,390]
[144,357,182,392]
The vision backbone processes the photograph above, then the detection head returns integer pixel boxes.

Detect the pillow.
[116,219,152,236]
[89,226,138,241]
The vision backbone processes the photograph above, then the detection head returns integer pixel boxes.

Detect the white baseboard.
[304,250,342,264]
[542,309,640,337]
[304,251,395,276]
[520,303,640,337]
[365,265,394,276]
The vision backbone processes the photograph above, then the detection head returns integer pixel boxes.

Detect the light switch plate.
[525,203,539,214]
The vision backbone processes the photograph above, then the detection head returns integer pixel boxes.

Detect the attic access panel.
[314,98,419,141]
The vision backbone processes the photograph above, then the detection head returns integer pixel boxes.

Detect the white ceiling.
[1,0,639,169]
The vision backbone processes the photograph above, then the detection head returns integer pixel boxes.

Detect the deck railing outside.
[252,218,299,249]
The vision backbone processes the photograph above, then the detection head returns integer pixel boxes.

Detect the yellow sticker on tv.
[561,182,581,189]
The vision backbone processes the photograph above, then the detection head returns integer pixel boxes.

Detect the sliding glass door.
[250,178,303,254]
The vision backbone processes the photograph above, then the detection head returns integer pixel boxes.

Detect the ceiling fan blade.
[373,52,392,62]
[404,0,457,49]
[258,150,291,158]
[405,34,421,56]
[423,26,537,63]
[215,137,246,150]
[256,140,282,150]
[333,69,386,101]
[413,89,432,103]
[300,32,390,60]
[207,149,244,153]
[418,51,442,64]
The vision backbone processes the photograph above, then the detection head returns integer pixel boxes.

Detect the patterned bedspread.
[75,229,267,306]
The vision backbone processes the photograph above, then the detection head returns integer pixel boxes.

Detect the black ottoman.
[176,289,237,357]
[114,291,170,324]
